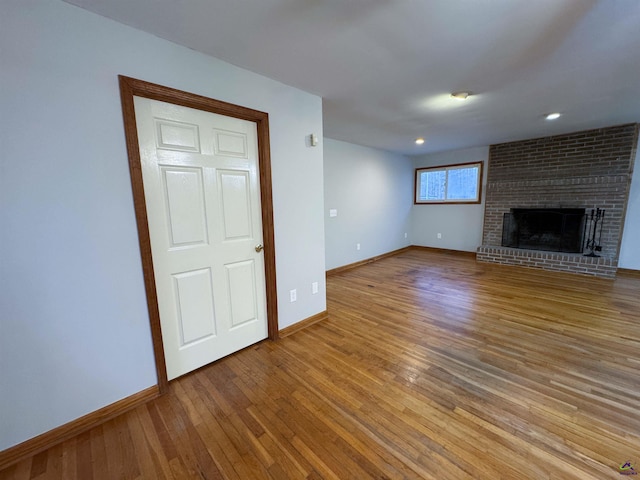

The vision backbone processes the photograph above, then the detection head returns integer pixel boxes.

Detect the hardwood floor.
[2,249,640,479]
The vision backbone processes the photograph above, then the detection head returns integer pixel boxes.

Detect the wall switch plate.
[356,243,361,250]
[404,232,408,238]
[312,282,319,294]
[290,289,297,302]
[437,233,442,239]
[329,209,337,217]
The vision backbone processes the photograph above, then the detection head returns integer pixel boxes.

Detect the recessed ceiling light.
[451,92,471,100]
[415,138,425,145]
[545,112,561,120]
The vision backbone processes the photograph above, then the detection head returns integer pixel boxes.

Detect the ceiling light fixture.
[415,137,425,145]
[451,92,471,100]
[545,112,561,120]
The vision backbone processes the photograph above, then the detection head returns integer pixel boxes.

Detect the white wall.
[324,139,412,270]
[619,136,640,270]
[411,146,489,252]
[0,0,325,451]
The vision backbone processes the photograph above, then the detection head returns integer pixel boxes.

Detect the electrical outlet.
[404,232,408,239]
[356,243,361,250]
[312,282,319,294]
[437,233,442,239]
[289,289,297,302]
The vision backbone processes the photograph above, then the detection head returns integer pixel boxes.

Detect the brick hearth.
[478,123,638,278]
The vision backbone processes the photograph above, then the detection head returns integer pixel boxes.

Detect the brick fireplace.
[477,123,638,278]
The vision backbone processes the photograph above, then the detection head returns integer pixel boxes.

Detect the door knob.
[255,244,264,253]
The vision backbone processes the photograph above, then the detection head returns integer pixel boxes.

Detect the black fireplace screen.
[502,208,586,253]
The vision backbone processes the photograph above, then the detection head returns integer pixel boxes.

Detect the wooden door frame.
[119,76,279,393]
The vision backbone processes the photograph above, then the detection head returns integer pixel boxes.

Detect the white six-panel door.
[134,97,267,380]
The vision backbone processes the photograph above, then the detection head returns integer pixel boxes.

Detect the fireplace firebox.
[502,208,586,253]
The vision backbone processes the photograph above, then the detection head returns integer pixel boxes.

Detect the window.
[415,161,483,204]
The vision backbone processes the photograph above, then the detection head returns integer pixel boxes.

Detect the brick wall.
[478,123,638,278]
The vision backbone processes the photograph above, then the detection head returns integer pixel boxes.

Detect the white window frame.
[414,161,483,204]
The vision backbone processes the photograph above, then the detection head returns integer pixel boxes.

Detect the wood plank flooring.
[2,249,640,479]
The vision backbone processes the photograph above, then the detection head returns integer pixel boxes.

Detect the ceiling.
[64,0,640,155]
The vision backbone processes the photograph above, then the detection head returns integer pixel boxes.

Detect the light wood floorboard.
[2,249,639,479]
